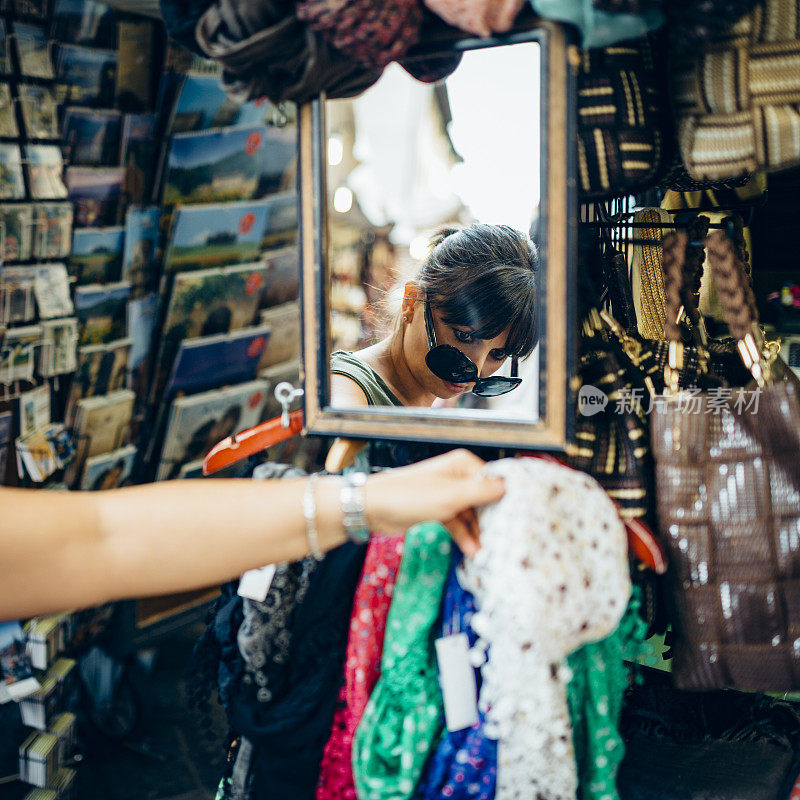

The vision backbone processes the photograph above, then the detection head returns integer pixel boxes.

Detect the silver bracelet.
[302,473,324,560]
[341,472,370,544]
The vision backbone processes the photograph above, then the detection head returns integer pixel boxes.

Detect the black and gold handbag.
[577,36,672,199]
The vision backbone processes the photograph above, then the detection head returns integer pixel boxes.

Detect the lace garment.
[353,522,451,800]
[412,551,497,800]
[464,458,631,800]
[230,542,367,800]
[316,534,405,800]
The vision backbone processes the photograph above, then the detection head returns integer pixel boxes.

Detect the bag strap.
[705,225,771,385]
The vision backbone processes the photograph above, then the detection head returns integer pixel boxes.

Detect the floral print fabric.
[353,522,451,800]
[316,534,405,800]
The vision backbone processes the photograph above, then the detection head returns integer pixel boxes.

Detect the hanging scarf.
[565,584,647,800]
[227,542,367,800]
[465,458,631,800]
[412,550,497,800]
[353,522,451,800]
[316,534,405,800]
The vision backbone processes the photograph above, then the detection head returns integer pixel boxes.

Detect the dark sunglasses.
[423,299,522,397]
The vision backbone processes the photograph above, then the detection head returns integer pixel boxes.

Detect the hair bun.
[428,225,462,249]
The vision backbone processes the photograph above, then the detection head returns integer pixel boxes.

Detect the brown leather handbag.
[651,226,800,691]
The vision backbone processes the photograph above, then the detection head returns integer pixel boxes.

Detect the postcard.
[14,23,54,79]
[260,246,299,309]
[120,113,158,205]
[0,85,17,138]
[0,266,37,324]
[69,389,135,484]
[75,281,130,345]
[121,207,160,295]
[52,0,115,48]
[0,204,34,262]
[0,20,11,73]
[17,426,60,482]
[81,443,137,490]
[151,263,265,402]
[14,0,49,18]
[65,166,125,227]
[0,325,41,383]
[33,263,73,319]
[169,73,292,134]
[25,145,68,200]
[66,337,131,421]
[157,379,267,481]
[162,124,296,206]
[40,318,78,376]
[70,227,124,284]
[167,324,272,397]
[258,301,300,369]
[19,384,50,437]
[0,622,39,704]
[55,44,117,107]
[163,198,272,273]
[32,203,73,259]
[115,20,153,113]
[0,411,11,482]
[0,145,26,200]
[18,85,59,140]
[261,191,298,251]
[62,108,122,166]
[162,262,264,343]
[127,293,156,396]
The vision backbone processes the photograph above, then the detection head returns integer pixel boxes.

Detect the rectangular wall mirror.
[300,19,576,450]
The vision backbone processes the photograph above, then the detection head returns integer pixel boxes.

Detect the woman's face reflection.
[404,301,511,399]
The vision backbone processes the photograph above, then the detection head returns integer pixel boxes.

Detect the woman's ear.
[402,282,420,321]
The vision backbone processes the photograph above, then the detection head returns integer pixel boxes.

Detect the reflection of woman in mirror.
[331,223,538,410]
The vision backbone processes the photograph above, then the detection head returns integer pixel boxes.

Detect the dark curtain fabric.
[618,670,800,800]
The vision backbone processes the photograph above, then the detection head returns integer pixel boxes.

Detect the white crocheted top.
[463,457,631,800]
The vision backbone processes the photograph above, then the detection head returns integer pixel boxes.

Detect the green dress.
[352,522,451,800]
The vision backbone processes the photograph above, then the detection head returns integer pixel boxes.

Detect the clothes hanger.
[202,383,304,475]
[324,438,367,472]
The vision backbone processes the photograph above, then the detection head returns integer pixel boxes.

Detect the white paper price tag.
[435,632,479,732]
[237,564,277,602]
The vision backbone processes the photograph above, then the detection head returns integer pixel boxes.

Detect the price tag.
[435,633,479,732]
[237,564,277,602]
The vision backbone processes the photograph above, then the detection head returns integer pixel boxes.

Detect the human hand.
[364,449,505,556]
[423,0,524,38]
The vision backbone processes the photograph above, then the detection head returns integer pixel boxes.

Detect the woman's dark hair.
[418,223,539,359]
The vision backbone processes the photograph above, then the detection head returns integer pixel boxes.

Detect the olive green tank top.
[330,350,403,408]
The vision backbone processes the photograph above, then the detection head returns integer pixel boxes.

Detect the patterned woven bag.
[673,0,800,183]
[577,37,671,199]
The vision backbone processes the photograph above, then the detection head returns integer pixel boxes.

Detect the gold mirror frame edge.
[299,21,575,451]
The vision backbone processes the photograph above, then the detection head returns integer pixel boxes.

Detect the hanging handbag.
[576,37,672,199]
[651,226,800,691]
[672,0,800,183]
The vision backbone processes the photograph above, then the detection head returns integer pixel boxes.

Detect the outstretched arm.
[0,450,504,619]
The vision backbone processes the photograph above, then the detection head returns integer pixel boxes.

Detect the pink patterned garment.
[789,772,800,800]
[316,534,405,800]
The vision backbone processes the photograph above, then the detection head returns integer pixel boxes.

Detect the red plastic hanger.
[203,409,303,475]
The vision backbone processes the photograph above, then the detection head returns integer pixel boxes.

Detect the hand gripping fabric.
[353,522,452,800]
[464,458,631,800]
[316,534,405,800]
[412,551,498,800]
